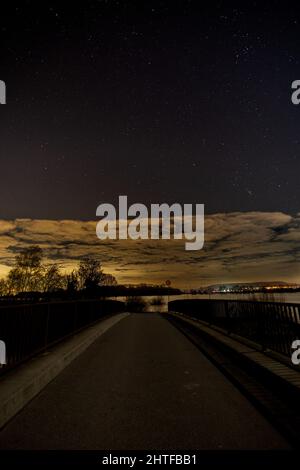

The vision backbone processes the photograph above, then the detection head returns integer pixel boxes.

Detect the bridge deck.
[0,313,290,449]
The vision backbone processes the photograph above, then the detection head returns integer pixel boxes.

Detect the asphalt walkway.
[0,313,290,449]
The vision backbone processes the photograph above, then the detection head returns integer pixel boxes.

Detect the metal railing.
[169,299,300,358]
[0,299,125,375]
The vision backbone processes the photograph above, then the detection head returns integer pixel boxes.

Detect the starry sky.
[0,1,300,286]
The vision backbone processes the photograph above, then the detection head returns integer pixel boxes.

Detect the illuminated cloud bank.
[0,211,299,287]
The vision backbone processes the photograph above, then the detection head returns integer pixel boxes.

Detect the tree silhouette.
[8,246,43,293]
[78,258,103,291]
[101,273,118,286]
[1,247,118,298]
[42,264,64,292]
[66,270,79,294]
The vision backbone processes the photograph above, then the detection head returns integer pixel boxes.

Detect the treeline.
[0,246,181,302]
[0,245,117,299]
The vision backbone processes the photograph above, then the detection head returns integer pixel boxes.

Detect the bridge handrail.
[0,299,125,376]
[168,298,300,358]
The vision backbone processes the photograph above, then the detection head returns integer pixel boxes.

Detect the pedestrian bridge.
[0,299,299,451]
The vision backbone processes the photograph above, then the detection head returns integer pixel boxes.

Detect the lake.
[110,292,300,312]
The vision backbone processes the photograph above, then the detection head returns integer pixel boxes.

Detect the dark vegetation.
[0,246,181,304]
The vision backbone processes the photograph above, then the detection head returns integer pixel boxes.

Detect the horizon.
[0,210,298,287]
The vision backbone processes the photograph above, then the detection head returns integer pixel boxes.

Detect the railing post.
[73,301,78,333]
[44,303,50,352]
[225,301,231,335]
[260,303,266,352]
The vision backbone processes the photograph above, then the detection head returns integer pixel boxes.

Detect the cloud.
[0,212,298,287]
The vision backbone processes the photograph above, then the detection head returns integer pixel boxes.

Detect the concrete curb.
[168,312,300,401]
[167,312,300,447]
[0,312,130,429]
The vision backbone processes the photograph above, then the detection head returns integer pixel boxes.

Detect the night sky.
[1,1,300,220]
[1,1,300,286]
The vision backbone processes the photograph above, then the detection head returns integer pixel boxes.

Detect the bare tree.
[0,278,8,296]
[65,270,79,293]
[101,273,118,286]
[1,248,118,298]
[78,258,103,290]
[8,246,43,293]
[42,264,64,292]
